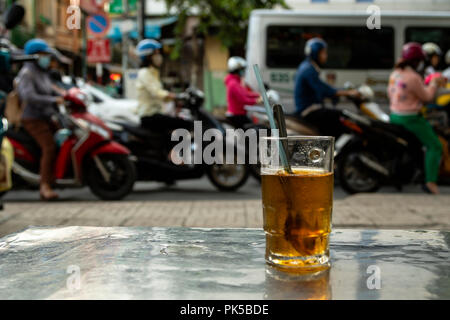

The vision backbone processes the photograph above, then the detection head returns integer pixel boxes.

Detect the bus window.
[405,27,450,70]
[266,25,395,69]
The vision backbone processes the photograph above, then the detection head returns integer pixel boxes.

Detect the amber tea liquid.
[261,169,333,271]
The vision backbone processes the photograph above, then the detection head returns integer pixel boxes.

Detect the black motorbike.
[336,107,450,194]
[106,87,250,191]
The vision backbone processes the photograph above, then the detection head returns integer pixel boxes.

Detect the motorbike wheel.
[338,147,382,194]
[206,162,249,192]
[86,154,136,200]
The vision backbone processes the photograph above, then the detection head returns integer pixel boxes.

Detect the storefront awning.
[107,16,178,42]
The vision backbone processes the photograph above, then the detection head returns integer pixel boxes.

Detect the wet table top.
[0,226,448,300]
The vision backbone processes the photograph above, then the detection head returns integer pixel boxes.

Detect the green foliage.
[164,0,288,58]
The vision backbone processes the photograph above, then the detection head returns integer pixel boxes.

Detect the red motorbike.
[6,88,136,200]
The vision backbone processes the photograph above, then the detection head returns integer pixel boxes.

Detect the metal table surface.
[0,226,448,300]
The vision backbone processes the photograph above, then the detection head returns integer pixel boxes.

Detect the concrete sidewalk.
[0,193,449,238]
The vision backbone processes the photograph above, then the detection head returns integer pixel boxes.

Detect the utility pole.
[82,13,87,80]
[137,0,145,41]
[122,0,129,75]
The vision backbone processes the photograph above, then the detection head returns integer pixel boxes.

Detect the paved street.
[1,177,449,238]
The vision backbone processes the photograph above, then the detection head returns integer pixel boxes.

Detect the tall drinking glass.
[260,136,334,272]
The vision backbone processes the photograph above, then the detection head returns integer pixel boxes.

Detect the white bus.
[245,9,450,111]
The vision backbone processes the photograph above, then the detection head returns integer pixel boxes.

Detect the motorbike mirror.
[3,4,25,30]
[343,81,355,90]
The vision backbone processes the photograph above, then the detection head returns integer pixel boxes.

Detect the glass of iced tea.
[260,136,334,272]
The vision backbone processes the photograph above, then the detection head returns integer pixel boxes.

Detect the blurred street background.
[0,0,449,238]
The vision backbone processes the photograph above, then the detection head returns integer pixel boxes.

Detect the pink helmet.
[402,42,426,61]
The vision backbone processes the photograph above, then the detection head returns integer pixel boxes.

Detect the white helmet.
[446,50,450,65]
[227,56,247,73]
[422,42,442,58]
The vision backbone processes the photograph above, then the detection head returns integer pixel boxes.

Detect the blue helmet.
[136,39,162,60]
[304,38,327,62]
[24,38,53,55]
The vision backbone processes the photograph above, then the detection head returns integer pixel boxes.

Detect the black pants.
[141,113,194,151]
[301,108,344,138]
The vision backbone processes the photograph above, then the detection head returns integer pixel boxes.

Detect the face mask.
[151,54,163,67]
[239,69,246,77]
[38,56,51,69]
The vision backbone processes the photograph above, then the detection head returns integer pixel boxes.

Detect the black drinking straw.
[253,64,292,174]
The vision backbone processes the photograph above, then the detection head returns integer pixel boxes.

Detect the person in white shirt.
[134,39,193,155]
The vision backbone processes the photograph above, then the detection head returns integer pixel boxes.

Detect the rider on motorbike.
[225,56,262,129]
[422,42,442,78]
[17,39,64,200]
[388,42,446,195]
[134,39,193,154]
[293,38,360,137]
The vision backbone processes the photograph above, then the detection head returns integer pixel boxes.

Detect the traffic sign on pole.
[87,38,111,63]
[87,13,111,38]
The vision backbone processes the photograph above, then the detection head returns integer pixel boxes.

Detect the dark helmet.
[401,42,426,62]
[304,38,327,62]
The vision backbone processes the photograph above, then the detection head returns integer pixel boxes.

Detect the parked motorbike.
[105,87,250,191]
[7,88,136,200]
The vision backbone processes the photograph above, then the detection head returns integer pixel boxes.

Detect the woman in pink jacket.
[388,42,446,194]
[225,57,261,128]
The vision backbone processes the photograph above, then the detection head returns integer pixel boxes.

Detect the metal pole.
[137,0,145,41]
[122,0,129,72]
[122,0,130,98]
[82,13,87,79]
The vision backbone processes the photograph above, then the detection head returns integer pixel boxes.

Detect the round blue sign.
[87,14,110,37]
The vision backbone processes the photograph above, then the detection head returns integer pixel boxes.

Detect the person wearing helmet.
[17,39,65,200]
[293,38,359,137]
[422,42,442,77]
[388,42,446,194]
[134,39,193,152]
[224,56,261,128]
